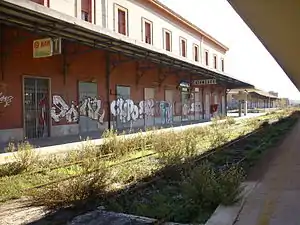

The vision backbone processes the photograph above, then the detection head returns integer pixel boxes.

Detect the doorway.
[78,81,99,133]
[23,77,50,139]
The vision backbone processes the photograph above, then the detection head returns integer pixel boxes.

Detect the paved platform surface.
[234,121,300,225]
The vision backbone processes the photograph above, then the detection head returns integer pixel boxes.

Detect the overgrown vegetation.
[0,109,298,224]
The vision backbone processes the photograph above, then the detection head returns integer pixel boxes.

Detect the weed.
[0,142,38,177]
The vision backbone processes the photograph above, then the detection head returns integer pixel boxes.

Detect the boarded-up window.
[81,0,91,22]
[118,9,126,35]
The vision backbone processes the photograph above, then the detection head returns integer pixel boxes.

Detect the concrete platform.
[234,121,300,225]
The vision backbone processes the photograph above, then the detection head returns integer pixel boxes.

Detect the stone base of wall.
[51,124,79,137]
[0,128,23,143]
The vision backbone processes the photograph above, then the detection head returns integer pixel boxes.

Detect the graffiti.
[111,98,173,124]
[79,97,105,125]
[0,92,13,107]
[51,95,79,123]
[139,99,155,118]
[111,98,139,123]
[51,95,105,125]
[158,101,173,124]
[190,102,202,113]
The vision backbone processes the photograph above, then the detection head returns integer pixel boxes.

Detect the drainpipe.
[105,52,111,130]
[201,88,204,119]
[0,24,4,81]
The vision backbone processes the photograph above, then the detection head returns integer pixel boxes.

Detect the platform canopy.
[228,0,300,90]
[229,88,278,100]
[0,0,253,89]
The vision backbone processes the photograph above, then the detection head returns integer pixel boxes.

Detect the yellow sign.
[33,38,53,58]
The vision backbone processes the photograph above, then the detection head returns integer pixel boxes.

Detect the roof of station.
[0,0,253,89]
[228,0,300,90]
[229,88,278,99]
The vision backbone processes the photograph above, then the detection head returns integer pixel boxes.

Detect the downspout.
[105,52,111,130]
[0,24,4,81]
[201,88,204,119]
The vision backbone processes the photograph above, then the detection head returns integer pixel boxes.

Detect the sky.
[160,0,300,100]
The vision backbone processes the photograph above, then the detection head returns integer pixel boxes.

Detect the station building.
[0,0,252,144]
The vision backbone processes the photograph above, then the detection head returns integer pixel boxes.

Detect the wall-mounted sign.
[33,37,61,58]
[179,80,190,88]
[193,79,217,86]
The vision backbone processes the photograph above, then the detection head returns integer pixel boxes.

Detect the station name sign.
[193,79,217,86]
[33,37,62,58]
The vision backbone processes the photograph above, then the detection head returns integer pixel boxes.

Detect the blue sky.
[160,0,300,100]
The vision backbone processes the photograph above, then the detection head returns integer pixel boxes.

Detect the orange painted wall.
[0,25,226,132]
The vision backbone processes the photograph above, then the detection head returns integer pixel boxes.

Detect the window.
[221,58,225,72]
[180,37,187,57]
[81,0,91,22]
[142,18,153,44]
[193,44,199,62]
[163,29,172,52]
[213,55,217,69]
[205,50,209,66]
[114,4,128,36]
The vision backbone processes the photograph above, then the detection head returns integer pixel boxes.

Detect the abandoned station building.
[0,0,252,143]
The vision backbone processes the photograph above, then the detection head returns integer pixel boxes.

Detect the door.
[115,86,132,130]
[205,93,210,119]
[78,81,99,133]
[144,88,155,127]
[181,91,190,122]
[194,91,201,121]
[23,77,50,139]
[164,89,173,124]
[222,95,225,115]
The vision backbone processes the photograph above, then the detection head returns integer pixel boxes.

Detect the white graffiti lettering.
[0,92,13,107]
[190,102,202,113]
[51,95,105,125]
[111,99,139,123]
[51,95,79,123]
[139,99,155,118]
[111,98,173,124]
[79,97,105,124]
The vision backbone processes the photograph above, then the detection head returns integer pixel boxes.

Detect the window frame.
[141,17,153,45]
[179,37,187,58]
[193,43,199,62]
[213,54,218,69]
[114,4,129,36]
[204,50,209,66]
[163,28,172,52]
